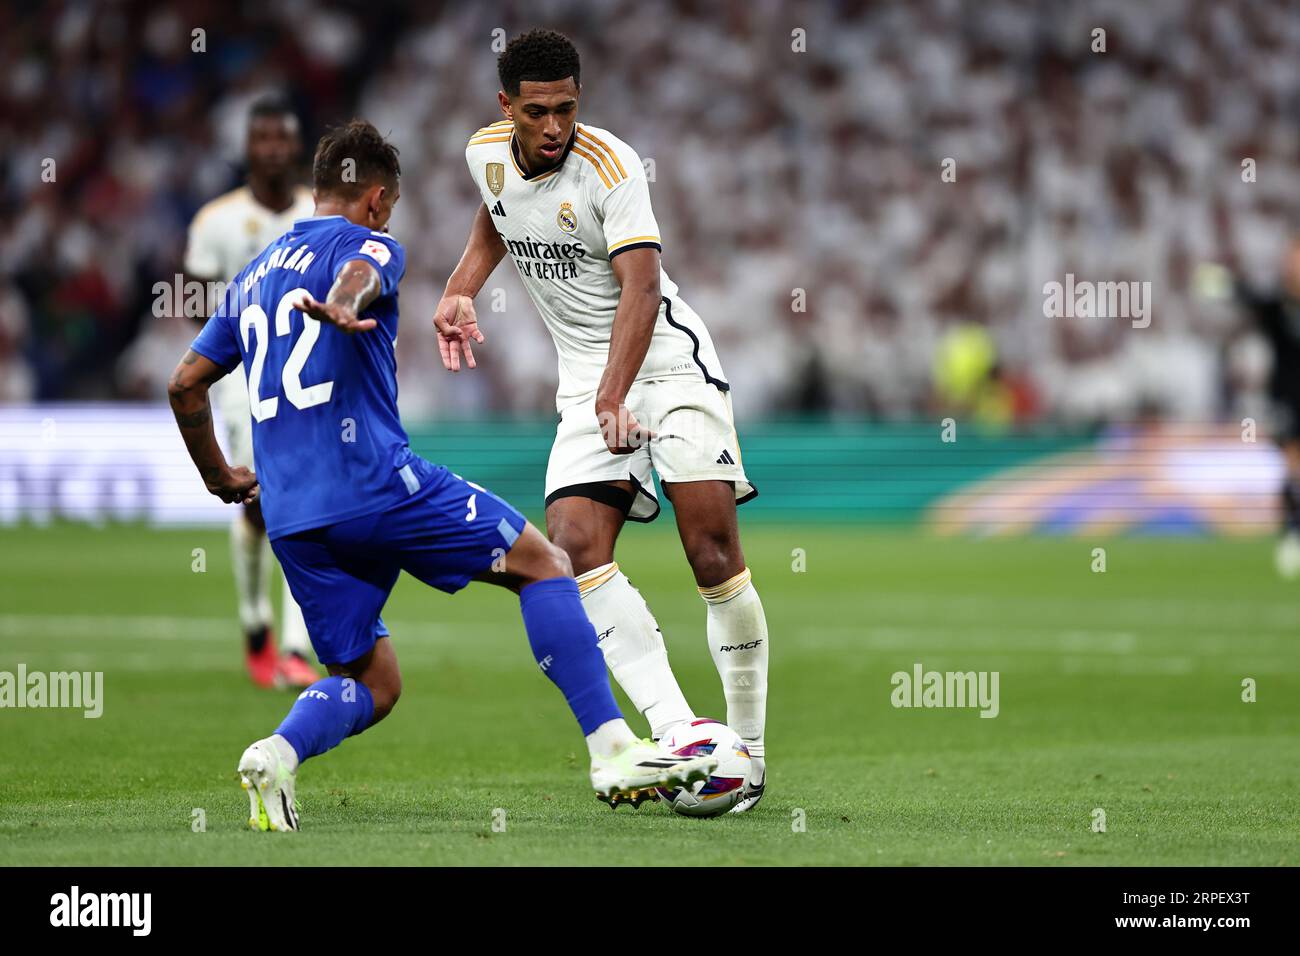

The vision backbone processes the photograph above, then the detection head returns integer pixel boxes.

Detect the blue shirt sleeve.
[336,230,406,297]
[189,288,242,372]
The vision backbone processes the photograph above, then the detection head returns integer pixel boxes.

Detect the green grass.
[1,522,1297,865]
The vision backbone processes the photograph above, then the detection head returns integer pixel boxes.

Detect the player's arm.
[183,271,219,325]
[434,203,507,371]
[182,208,223,324]
[294,260,381,334]
[596,247,661,454]
[167,349,258,504]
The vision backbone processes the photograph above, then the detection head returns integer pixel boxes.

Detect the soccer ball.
[656,718,751,817]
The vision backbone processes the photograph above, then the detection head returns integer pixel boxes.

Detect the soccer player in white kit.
[434,31,769,811]
[183,96,319,689]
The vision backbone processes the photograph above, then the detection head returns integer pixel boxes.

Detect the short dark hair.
[248,93,296,124]
[498,29,580,95]
[312,120,401,199]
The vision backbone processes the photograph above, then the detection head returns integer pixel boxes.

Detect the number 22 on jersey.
[240,288,334,422]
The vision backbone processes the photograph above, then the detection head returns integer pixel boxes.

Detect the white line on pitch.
[0,613,455,643]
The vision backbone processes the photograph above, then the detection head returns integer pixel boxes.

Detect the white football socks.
[576,562,695,739]
[585,718,639,760]
[230,514,273,634]
[270,733,300,772]
[699,568,768,759]
[279,575,313,657]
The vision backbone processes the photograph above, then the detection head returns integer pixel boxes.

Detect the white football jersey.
[466,121,727,409]
[185,184,315,283]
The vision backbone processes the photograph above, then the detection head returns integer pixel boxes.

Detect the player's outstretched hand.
[207,465,260,505]
[596,400,655,455]
[433,294,485,372]
[294,294,377,335]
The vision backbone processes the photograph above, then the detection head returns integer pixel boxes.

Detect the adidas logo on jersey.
[490,200,506,217]
[716,449,736,465]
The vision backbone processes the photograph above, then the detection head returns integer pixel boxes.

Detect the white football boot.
[729,755,766,813]
[591,739,716,809]
[238,736,299,832]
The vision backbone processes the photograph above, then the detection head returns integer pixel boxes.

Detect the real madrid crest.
[557,201,577,233]
[485,162,505,197]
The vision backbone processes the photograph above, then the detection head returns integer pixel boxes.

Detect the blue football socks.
[274,675,375,763]
[519,577,622,735]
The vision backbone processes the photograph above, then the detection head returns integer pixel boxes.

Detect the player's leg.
[663,479,768,747]
[473,521,637,753]
[544,401,695,739]
[649,382,767,810]
[276,574,320,687]
[238,524,400,832]
[213,368,281,687]
[239,638,397,834]
[546,483,695,739]
[231,499,279,687]
[384,463,714,802]
[1276,435,1300,578]
[472,518,714,803]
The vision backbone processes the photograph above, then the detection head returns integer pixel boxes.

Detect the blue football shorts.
[271,461,527,666]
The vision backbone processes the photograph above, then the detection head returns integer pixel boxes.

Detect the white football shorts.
[544,378,757,521]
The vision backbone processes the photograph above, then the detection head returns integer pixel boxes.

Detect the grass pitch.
[1,522,1297,865]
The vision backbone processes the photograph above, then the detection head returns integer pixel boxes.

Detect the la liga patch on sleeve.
[359,239,391,266]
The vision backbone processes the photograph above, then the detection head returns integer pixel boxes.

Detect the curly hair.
[497,29,580,95]
[311,119,401,199]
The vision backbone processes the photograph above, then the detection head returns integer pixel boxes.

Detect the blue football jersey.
[190,215,424,539]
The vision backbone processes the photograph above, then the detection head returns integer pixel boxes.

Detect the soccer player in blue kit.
[167,120,714,831]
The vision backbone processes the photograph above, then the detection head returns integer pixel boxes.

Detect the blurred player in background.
[1226,239,1300,577]
[169,120,716,829]
[184,96,318,688]
[434,30,769,812]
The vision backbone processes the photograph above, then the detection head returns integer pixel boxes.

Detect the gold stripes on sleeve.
[467,120,512,147]
[574,127,628,189]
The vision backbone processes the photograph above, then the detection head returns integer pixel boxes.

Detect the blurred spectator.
[115,311,196,400]
[0,283,36,402]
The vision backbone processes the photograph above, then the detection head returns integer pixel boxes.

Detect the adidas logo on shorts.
[716,449,735,465]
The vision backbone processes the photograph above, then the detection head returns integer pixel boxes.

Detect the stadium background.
[1,0,1294,533]
[2,0,1300,868]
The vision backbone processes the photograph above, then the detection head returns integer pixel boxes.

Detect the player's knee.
[367,678,402,723]
[548,523,607,575]
[545,525,585,570]
[686,533,742,588]
[538,539,575,580]
[511,523,576,582]
[372,695,398,722]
